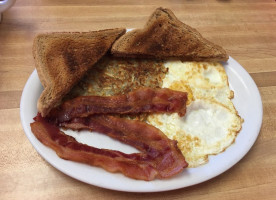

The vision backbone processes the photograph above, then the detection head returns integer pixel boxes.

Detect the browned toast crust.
[111,8,228,62]
[33,28,126,117]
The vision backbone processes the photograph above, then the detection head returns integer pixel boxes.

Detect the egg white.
[147,61,243,167]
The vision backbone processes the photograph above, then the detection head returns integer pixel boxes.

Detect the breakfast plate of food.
[20,8,262,192]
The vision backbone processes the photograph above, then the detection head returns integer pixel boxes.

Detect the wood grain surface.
[0,0,275,199]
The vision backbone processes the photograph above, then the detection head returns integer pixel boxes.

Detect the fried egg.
[147,61,243,167]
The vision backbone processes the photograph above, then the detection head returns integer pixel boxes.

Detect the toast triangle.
[33,28,126,117]
[111,8,228,61]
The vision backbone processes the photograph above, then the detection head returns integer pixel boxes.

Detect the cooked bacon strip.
[31,113,187,181]
[48,87,187,123]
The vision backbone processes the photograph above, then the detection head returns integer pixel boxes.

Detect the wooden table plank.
[13,0,276,7]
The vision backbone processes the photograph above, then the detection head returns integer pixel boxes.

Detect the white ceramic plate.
[20,57,262,192]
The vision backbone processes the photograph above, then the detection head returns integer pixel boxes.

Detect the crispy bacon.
[31,113,187,181]
[48,87,187,123]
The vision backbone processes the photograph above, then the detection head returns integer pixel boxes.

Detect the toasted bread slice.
[111,8,228,61]
[33,28,126,117]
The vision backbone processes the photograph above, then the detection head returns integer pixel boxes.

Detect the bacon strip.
[31,113,187,181]
[48,87,187,123]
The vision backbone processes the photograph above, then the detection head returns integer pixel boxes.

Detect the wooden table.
[0,0,275,199]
